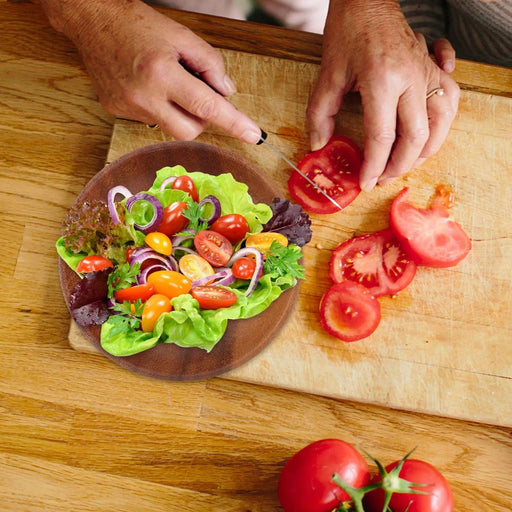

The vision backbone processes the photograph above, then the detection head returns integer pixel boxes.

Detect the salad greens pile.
[57,165,311,356]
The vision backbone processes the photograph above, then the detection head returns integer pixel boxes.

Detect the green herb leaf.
[108,299,144,337]
[263,241,305,280]
[107,262,142,297]
[180,199,209,234]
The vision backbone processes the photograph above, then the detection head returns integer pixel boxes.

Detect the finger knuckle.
[368,129,396,147]
[189,95,219,121]
[404,125,429,147]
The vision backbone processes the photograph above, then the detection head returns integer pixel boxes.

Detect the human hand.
[307,0,460,191]
[40,0,261,144]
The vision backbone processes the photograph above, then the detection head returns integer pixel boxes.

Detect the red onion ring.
[107,185,132,225]
[191,268,234,288]
[228,247,264,296]
[137,263,169,284]
[159,176,177,191]
[125,192,163,234]
[198,195,222,224]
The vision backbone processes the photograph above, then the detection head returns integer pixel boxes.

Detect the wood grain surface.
[2,3,512,511]
[69,48,512,428]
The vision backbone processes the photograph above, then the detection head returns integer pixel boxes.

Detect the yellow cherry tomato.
[141,294,172,332]
[179,254,215,283]
[147,270,192,299]
[245,232,288,252]
[145,231,173,256]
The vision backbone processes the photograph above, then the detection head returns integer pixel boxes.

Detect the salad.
[57,165,311,356]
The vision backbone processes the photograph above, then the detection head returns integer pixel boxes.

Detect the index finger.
[166,64,261,144]
[358,89,400,191]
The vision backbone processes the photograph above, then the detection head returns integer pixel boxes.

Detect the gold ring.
[146,123,160,130]
[426,87,445,100]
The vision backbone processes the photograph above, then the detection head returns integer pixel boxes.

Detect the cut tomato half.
[191,285,237,310]
[390,187,471,268]
[329,229,416,297]
[319,281,381,342]
[288,135,362,214]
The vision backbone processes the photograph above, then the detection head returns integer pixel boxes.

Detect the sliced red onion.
[198,195,222,224]
[137,263,169,284]
[107,185,132,225]
[172,246,198,257]
[125,192,163,234]
[191,268,234,288]
[130,250,174,269]
[159,176,177,191]
[228,247,264,297]
[171,228,196,248]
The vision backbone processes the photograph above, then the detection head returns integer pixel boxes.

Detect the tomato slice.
[329,229,416,297]
[76,255,114,273]
[194,230,233,267]
[191,285,237,309]
[210,213,249,243]
[319,281,381,342]
[158,201,189,237]
[179,254,215,282]
[288,135,362,214]
[245,232,288,253]
[114,282,155,303]
[390,187,471,268]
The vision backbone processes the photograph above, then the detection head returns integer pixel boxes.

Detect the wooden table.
[1,2,511,510]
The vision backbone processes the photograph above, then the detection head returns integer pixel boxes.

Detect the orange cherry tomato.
[147,270,192,299]
[141,294,172,332]
[245,232,288,252]
[179,254,215,283]
[145,232,173,255]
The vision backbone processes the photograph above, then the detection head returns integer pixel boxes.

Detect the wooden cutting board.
[69,48,512,427]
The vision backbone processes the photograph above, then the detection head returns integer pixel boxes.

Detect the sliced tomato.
[191,285,237,309]
[179,254,215,283]
[319,281,381,342]
[288,135,362,214]
[76,255,114,273]
[171,175,198,202]
[158,201,189,237]
[231,257,257,280]
[114,282,155,303]
[245,232,288,253]
[329,229,416,297]
[210,213,249,243]
[390,187,471,268]
[194,230,233,267]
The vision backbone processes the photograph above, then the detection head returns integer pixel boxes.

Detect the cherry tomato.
[278,439,371,512]
[147,270,192,299]
[194,230,233,267]
[76,255,114,273]
[141,294,172,332]
[158,201,189,237]
[114,282,155,303]
[179,254,215,282]
[319,281,381,342]
[231,257,257,279]
[191,285,237,310]
[329,229,417,298]
[245,232,288,252]
[390,187,471,268]
[210,213,250,243]
[288,135,362,214]
[171,175,198,202]
[145,232,173,256]
[364,459,454,512]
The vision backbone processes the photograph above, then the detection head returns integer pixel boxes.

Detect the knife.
[257,130,343,211]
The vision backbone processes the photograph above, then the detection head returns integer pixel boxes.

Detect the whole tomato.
[277,439,370,512]
[363,458,453,512]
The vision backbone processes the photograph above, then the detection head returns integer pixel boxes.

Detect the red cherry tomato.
[319,281,381,342]
[141,294,172,332]
[114,282,155,303]
[194,230,233,267]
[288,135,362,214]
[390,187,471,268]
[329,229,417,298]
[278,439,371,512]
[158,201,189,237]
[191,285,237,309]
[231,257,257,280]
[210,213,250,243]
[147,270,192,299]
[364,459,454,512]
[76,255,114,273]
[171,175,198,202]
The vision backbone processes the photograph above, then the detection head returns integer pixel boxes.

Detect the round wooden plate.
[58,141,300,381]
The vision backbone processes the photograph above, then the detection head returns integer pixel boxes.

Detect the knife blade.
[257,130,343,211]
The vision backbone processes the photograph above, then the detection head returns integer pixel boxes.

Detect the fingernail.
[310,130,327,151]
[361,177,378,192]
[240,128,262,144]
[223,75,236,96]
[443,60,455,73]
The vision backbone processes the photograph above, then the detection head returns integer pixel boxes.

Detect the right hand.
[43,0,262,143]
